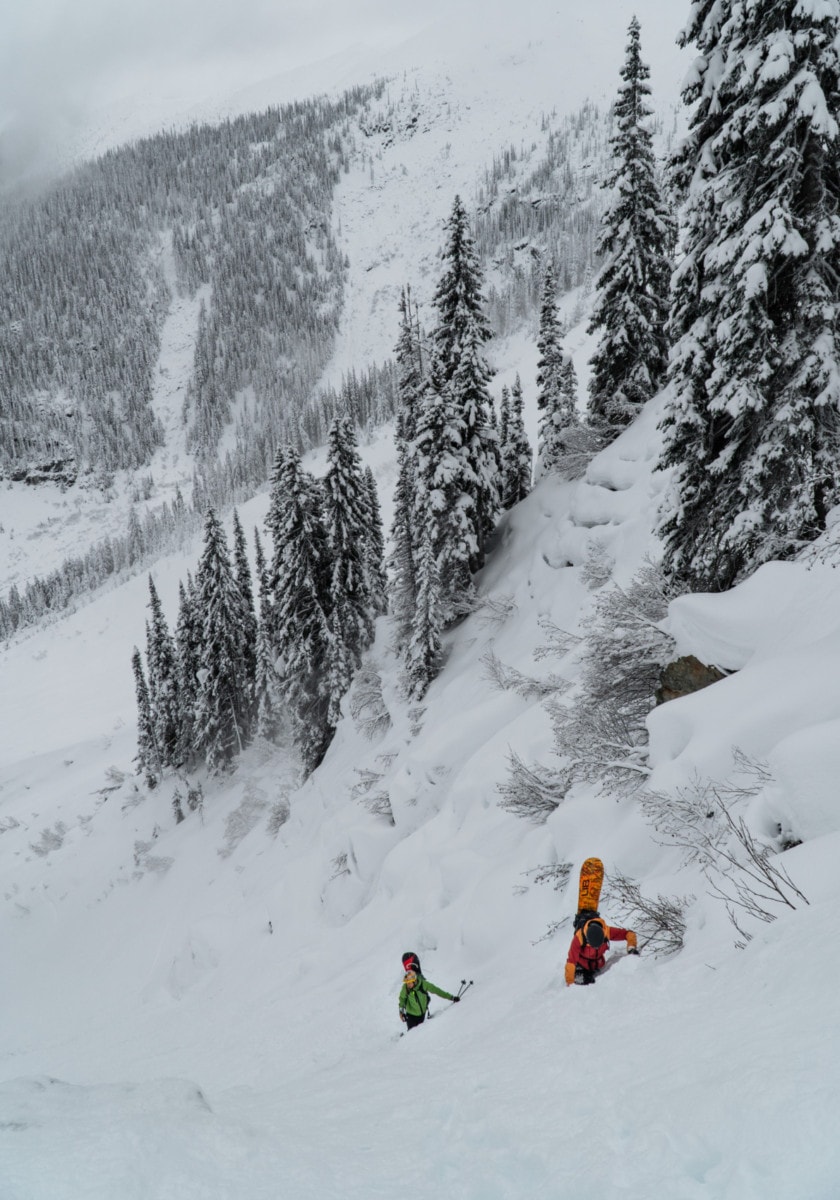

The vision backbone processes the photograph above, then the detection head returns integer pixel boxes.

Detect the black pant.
[575,968,598,985]
[404,1011,426,1030]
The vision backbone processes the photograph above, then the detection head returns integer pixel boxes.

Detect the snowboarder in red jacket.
[565,915,638,985]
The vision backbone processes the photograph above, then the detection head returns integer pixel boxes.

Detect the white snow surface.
[2,6,840,1198]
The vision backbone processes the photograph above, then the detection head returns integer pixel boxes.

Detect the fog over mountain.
[0,0,687,185]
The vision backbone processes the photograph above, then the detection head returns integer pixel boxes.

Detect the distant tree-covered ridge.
[0,84,380,479]
[0,85,648,643]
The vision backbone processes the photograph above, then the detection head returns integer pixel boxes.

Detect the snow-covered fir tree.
[431,195,500,572]
[388,288,425,651]
[404,516,444,700]
[362,465,388,616]
[193,508,253,774]
[145,576,180,769]
[264,443,291,564]
[132,646,159,788]
[658,0,840,590]
[402,369,478,695]
[412,378,474,621]
[266,446,334,772]
[560,356,579,418]
[253,528,269,602]
[499,385,510,468]
[501,374,532,508]
[536,261,576,474]
[231,509,258,738]
[323,414,375,727]
[588,16,673,433]
[254,619,284,743]
[252,528,284,741]
[173,577,201,770]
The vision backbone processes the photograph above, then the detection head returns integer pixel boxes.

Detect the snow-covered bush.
[348,667,392,740]
[546,421,611,481]
[548,560,681,793]
[352,766,395,824]
[500,560,680,818]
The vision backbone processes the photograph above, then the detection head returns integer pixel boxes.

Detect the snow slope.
[2,4,840,1197]
[2,385,839,1198]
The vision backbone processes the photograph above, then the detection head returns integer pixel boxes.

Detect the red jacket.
[566,925,633,977]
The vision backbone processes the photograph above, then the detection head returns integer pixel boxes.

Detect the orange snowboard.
[577,857,604,913]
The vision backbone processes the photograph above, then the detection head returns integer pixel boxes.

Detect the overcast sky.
[0,0,445,183]
[0,0,689,188]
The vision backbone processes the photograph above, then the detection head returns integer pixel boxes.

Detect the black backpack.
[573,909,600,934]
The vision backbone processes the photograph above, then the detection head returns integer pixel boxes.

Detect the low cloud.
[0,0,440,183]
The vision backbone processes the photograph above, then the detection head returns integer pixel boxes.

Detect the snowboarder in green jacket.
[398,964,459,1031]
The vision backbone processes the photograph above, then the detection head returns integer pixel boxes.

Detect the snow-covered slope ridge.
[2,380,839,1197]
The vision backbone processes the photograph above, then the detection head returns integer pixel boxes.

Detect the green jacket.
[399,974,454,1018]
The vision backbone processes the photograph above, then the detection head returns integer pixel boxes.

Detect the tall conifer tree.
[405,517,444,699]
[145,576,180,768]
[412,379,472,619]
[132,647,160,788]
[173,576,201,769]
[536,262,576,474]
[388,288,425,648]
[323,414,375,726]
[431,195,500,572]
[658,1,840,590]
[194,508,252,773]
[267,446,334,771]
[363,465,388,616]
[589,16,673,432]
[502,374,532,507]
[231,508,258,736]
[252,529,284,741]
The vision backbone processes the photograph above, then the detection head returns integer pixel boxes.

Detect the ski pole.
[456,979,474,999]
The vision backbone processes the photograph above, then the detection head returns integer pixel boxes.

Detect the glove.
[452,995,460,1003]
[627,947,639,956]
[564,961,575,987]
[399,1012,406,1022]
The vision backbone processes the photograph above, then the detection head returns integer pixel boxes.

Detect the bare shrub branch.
[603,870,693,957]
[330,852,351,879]
[360,791,395,824]
[351,767,383,797]
[534,617,582,662]
[641,752,809,943]
[352,766,395,823]
[481,648,565,700]
[524,862,574,890]
[474,592,519,628]
[497,750,570,822]
[706,802,809,922]
[531,919,568,945]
